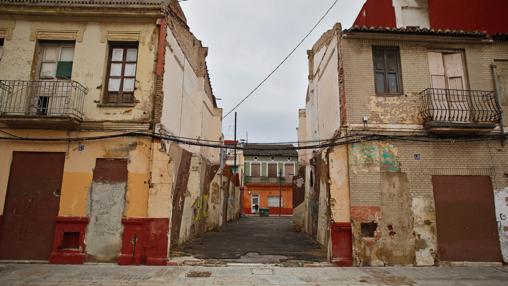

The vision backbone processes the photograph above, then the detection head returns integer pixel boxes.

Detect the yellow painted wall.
[0,17,159,122]
[0,129,152,218]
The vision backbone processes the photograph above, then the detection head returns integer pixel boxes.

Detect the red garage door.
[0,152,65,260]
[432,175,501,262]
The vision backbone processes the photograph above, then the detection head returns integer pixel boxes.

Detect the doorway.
[0,152,65,261]
[251,193,259,214]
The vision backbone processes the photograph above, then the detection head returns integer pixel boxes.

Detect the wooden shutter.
[251,163,260,177]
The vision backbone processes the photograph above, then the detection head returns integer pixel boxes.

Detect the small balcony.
[420,88,502,134]
[244,176,293,185]
[0,80,87,129]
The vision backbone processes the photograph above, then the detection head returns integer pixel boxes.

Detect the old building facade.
[242,144,298,216]
[0,0,239,265]
[298,0,508,266]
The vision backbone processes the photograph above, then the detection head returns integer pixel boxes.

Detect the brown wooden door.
[432,175,501,262]
[0,152,65,260]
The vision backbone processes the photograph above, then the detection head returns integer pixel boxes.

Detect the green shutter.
[56,61,73,79]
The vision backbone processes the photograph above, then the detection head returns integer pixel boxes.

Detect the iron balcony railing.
[0,80,87,120]
[420,88,502,125]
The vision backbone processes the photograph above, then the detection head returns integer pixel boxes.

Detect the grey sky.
[180,0,365,143]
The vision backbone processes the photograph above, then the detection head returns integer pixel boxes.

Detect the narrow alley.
[173,216,327,265]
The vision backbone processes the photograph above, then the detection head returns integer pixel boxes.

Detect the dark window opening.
[361,222,378,238]
[0,38,4,61]
[104,42,138,104]
[372,46,402,95]
[60,232,80,250]
[310,170,314,187]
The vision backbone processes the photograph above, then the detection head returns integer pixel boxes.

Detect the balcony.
[0,80,87,129]
[420,88,502,134]
[244,176,293,185]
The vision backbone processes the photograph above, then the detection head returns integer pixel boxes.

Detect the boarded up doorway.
[432,175,501,262]
[0,152,65,260]
[85,158,127,262]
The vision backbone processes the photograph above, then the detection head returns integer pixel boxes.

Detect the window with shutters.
[104,42,138,105]
[268,163,278,178]
[372,46,403,95]
[37,41,75,80]
[250,162,261,177]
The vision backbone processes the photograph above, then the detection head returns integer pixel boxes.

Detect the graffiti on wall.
[350,142,400,173]
[494,187,508,263]
[193,194,209,222]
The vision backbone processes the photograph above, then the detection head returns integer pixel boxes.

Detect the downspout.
[491,63,506,144]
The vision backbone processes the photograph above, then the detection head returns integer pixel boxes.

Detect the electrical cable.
[222,0,340,119]
[0,130,505,151]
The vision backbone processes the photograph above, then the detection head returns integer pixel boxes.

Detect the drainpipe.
[491,63,506,144]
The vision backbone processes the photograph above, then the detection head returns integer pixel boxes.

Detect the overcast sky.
[180,0,365,143]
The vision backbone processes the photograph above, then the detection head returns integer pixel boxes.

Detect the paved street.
[174,216,327,264]
[1,264,508,285]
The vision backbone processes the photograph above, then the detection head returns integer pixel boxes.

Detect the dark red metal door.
[0,152,65,260]
[432,175,501,262]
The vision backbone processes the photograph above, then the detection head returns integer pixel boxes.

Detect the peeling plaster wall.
[161,17,222,164]
[0,130,152,217]
[86,181,126,262]
[0,18,158,122]
[316,152,330,246]
[342,37,508,127]
[348,140,507,266]
[178,155,203,244]
[328,146,350,224]
[495,188,508,263]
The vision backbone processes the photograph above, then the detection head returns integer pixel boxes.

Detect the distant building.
[242,144,298,215]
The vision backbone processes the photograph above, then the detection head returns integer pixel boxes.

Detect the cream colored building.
[298,21,508,266]
[0,0,235,265]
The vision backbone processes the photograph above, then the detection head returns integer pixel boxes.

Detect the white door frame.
[251,193,260,214]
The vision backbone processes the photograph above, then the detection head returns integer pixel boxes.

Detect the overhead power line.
[0,130,505,151]
[222,0,340,119]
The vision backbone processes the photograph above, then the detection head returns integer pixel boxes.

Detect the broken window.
[268,196,282,207]
[0,38,4,61]
[37,41,75,79]
[104,42,138,104]
[361,222,378,238]
[372,46,403,95]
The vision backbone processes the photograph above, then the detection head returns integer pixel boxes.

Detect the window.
[284,163,295,181]
[104,43,138,104]
[37,42,75,79]
[251,162,261,177]
[268,196,282,208]
[372,46,402,94]
[268,163,278,178]
[0,38,4,61]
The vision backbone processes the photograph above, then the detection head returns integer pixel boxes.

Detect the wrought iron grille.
[420,88,502,124]
[0,80,87,119]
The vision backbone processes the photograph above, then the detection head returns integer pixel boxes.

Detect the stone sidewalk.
[1,264,508,286]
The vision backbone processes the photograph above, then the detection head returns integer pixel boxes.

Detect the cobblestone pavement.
[1,264,508,286]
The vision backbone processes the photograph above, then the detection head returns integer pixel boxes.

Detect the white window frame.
[268,196,283,208]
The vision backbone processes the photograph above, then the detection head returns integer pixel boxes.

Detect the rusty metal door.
[432,175,501,262]
[0,152,65,260]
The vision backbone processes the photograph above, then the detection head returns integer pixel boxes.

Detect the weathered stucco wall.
[0,130,152,217]
[342,36,508,127]
[495,187,508,263]
[161,18,222,164]
[0,18,159,123]
[348,140,507,266]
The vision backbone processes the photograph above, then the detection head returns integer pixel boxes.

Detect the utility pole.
[279,167,282,216]
[233,112,237,174]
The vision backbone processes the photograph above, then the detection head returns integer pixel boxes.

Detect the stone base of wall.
[117,218,169,266]
[50,217,89,264]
